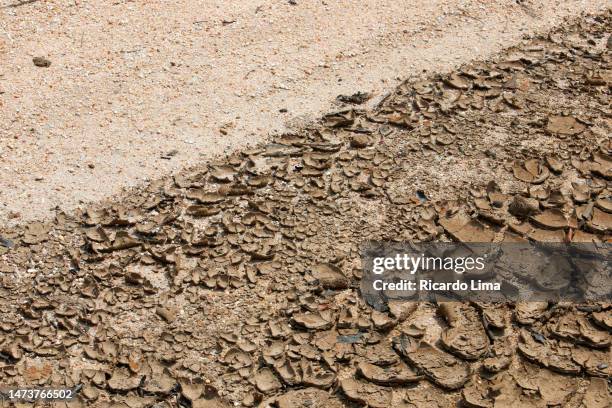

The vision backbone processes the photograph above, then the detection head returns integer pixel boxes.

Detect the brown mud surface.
[1,10,611,408]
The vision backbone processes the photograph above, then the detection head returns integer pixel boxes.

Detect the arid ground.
[0,2,611,408]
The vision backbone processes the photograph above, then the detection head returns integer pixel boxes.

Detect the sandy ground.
[0,0,608,225]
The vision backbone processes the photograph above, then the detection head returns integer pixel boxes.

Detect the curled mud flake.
[23,361,53,382]
[81,385,99,401]
[222,348,252,370]
[517,329,581,375]
[187,190,225,204]
[143,369,178,394]
[400,323,427,339]
[104,230,141,252]
[527,227,566,242]
[300,359,336,388]
[322,110,355,128]
[439,303,489,360]
[591,311,612,331]
[311,263,349,290]
[22,222,50,244]
[186,205,221,217]
[528,185,550,201]
[85,226,109,242]
[482,341,513,373]
[550,313,610,349]
[571,230,601,244]
[255,367,282,393]
[337,91,371,105]
[388,301,418,322]
[357,361,422,385]
[0,341,22,362]
[273,358,301,385]
[156,305,178,323]
[393,335,470,390]
[462,380,493,408]
[514,302,549,325]
[371,310,396,331]
[340,378,392,408]
[273,387,334,408]
[518,364,579,406]
[587,208,612,233]
[291,312,333,331]
[545,155,564,173]
[513,159,550,184]
[210,165,237,182]
[180,378,204,402]
[269,320,292,339]
[571,345,611,377]
[107,367,142,391]
[247,175,270,188]
[444,73,470,90]
[594,198,612,213]
[508,195,540,219]
[529,208,570,230]
[430,131,455,146]
[477,304,508,333]
[439,213,496,243]
[590,152,612,180]
[263,341,286,363]
[356,342,400,366]
[238,339,258,354]
[546,115,586,136]
[572,182,591,203]
[350,134,373,148]
[402,384,455,407]
[582,378,610,408]
[262,143,303,157]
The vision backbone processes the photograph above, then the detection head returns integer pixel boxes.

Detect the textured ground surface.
[0,10,610,408]
[0,0,609,225]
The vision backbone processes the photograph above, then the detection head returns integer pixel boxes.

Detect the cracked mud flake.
[310,263,349,290]
[583,378,611,408]
[107,367,142,391]
[265,387,339,408]
[438,303,489,360]
[517,328,582,374]
[513,159,550,184]
[357,361,422,385]
[438,213,496,242]
[340,378,392,408]
[549,312,611,348]
[591,310,612,330]
[393,335,470,390]
[22,222,50,244]
[255,367,282,393]
[546,115,586,136]
[530,208,572,229]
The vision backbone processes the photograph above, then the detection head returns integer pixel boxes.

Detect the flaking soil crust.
[0,10,611,408]
[0,0,609,224]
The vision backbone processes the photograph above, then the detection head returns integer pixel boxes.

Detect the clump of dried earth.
[0,11,611,408]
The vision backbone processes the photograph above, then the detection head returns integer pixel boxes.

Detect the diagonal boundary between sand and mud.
[0,9,611,408]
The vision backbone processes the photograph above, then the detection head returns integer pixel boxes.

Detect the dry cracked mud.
[0,10,611,408]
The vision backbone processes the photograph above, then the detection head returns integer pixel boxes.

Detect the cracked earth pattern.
[0,10,611,408]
